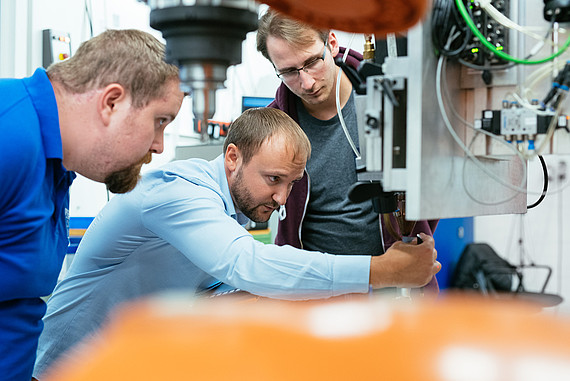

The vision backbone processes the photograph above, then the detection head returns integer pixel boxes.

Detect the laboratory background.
[3,0,570,378]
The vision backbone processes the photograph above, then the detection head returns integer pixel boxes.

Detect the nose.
[298,70,316,91]
[273,185,289,206]
[150,131,165,154]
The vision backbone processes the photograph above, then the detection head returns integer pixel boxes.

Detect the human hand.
[369,232,441,289]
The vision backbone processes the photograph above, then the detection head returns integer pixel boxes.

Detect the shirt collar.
[23,68,62,160]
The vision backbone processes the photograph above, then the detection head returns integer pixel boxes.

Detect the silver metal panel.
[382,14,527,220]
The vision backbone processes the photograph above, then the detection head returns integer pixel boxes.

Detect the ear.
[328,31,340,58]
[98,84,127,126]
[224,143,241,175]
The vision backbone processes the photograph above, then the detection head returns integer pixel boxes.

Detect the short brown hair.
[256,8,329,63]
[47,29,179,108]
[223,107,311,165]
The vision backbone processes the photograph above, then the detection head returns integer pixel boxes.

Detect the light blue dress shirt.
[34,155,371,377]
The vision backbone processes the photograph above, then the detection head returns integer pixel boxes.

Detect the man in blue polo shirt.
[0,29,184,381]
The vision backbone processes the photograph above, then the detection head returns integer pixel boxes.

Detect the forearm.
[369,254,396,288]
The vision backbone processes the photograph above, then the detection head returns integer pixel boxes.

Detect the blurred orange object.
[261,0,429,34]
[44,292,570,381]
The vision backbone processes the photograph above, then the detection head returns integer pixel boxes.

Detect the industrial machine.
[141,0,259,142]
[139,0,570,220]
[345,0,570,220]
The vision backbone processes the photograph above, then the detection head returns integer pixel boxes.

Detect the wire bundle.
[431,0,472,58]
[541,61,570,110]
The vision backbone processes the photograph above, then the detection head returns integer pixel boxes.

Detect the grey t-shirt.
[297,92,383,256]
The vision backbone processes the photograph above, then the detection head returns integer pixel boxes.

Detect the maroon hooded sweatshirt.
[268,47,439,292]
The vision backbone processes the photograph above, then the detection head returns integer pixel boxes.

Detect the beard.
[231,168,278,223]
[104,152,152,194]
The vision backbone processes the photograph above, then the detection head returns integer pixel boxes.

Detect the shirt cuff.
[331,254,371,296]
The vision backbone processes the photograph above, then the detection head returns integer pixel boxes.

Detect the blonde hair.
[224,107,311,164]
[47,29,179,108]
[256,8,329,62]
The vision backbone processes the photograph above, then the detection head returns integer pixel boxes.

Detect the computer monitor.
[242,96,274,112]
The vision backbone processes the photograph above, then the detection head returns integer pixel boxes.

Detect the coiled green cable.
[455,0,570,64]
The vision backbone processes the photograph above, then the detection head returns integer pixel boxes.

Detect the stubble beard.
[231,168,277,223]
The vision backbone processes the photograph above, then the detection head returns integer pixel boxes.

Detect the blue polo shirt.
[0,68,75,381]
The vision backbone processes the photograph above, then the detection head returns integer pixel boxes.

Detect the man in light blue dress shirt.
[33,107,440,379]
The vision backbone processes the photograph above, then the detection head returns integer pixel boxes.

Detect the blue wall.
[433,217,474,289]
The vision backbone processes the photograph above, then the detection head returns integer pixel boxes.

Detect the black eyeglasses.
[275,41,328,82]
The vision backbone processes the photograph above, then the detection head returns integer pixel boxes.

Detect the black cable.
[431,0,471,58]
[527,155,549,209]
[542,8,559,42]
[458,57,516,71]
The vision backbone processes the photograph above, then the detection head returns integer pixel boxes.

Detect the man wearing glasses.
[256,8,439,294]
